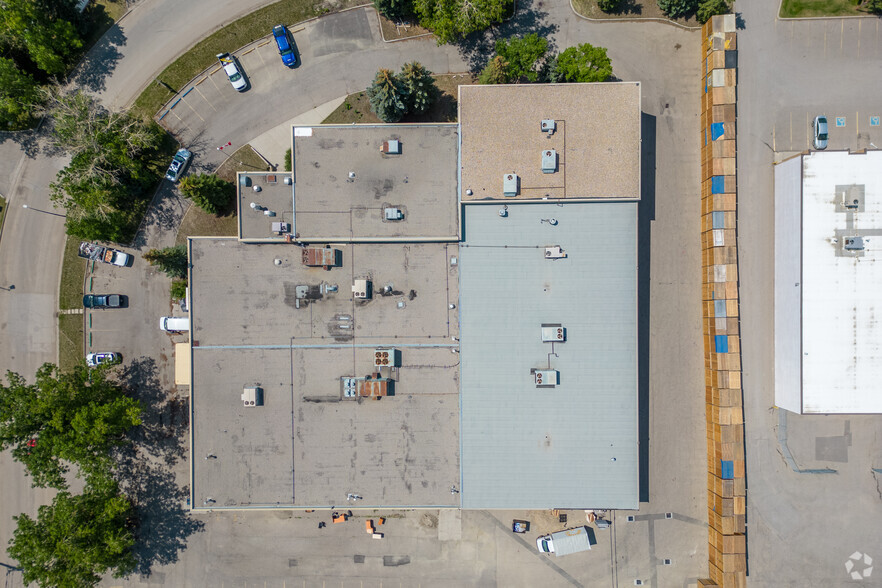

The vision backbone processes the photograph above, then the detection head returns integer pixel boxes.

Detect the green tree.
[413,0,511,45]
[598,0,621,11]
[143,245,188,279]
[698,0,728,22]
[863,0,882,14]
[657,0,697,18]
[478,55,509,84]
[399,62,438,114]
[0,57,39,130]
[0,0,83,75]
[284,147,292,172]
[549,43,613,83]
[495,33,548,82]
[0,364,142,489]
[179,173,234,215]
[8,475,137,587]
[367,68,409,122]
[170,279,188,300]
[374,0,414,19]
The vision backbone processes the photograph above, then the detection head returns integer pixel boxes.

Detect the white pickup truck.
[78,242,131,267]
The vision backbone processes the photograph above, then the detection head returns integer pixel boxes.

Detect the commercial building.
[187,83,642,510]
[775,150,882,414]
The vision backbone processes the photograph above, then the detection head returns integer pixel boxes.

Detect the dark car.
[272,25,297,67]
[83,294,122,309]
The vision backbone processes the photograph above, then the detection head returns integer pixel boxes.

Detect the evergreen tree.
[179,173,234,215]
[478,55,509,84]
[399,62,438,114]
[698,0,729,22]
[367,68,409,122]
[143,245,188,279]
[657,0,698,18]
[374,0,414,19]
[598,0,621,12]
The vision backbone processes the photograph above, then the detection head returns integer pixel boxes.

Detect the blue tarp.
[715,335,728,353]
[712,176,726,194]
[721,460,734,480]
[711,122,725,140]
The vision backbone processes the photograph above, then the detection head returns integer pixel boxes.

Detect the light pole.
[21,204,66,218]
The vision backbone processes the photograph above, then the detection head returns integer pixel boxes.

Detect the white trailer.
[536,526,594,557]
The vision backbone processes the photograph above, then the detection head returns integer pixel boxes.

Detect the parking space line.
[772,125,776,152]
[840,20,844,55]
[858,20,862,58]
[790,112,793,150]
[824,26,827,59]
[806,112,809,150]
[194,86,217,112]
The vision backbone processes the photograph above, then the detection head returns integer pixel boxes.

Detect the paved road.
[736,0,882,584]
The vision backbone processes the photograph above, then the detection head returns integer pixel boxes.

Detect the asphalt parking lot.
[737,1,882,584]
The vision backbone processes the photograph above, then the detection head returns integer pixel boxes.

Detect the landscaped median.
[131,0,364,119]
[779,0,881,18]
[570,0,702,27]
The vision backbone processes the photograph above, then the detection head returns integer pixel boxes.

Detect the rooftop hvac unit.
[381,140,401,154]
[284,177,292,185]
[534,370,559,388]
[241,386,263,407]
[544,246,567,259]
[384,207,404,221]
[374,348,398,367]
[844,236,865,252]
[503,174,519,197]
[342,377,358,398]
[541,149,557,174]
[541,325,565,342]
[540,119,556,135]
[352,279,372,299]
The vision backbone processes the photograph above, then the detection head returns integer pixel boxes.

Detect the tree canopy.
[657,0,698,18]
[549,43,613,83]
[374,0,414,19]
[697,0,729,22]
[413,0,512,45]
[0,0,83,76]
[0,364,142,489]
[367,68,410,122]
[179,173,234,215]
[478,55,509,84]
[143,245,188,279]
[8,475,137,587]
[43,88,166,242]
[0,57,40,129]
[398,62,439,114]
[495,33,549,83]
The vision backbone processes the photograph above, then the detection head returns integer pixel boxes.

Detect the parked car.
[83,294,122,309]
[216,53,247,91]
[160,316,190,332]
[813,115,828,150]
[272,25,297,67]
[86,352,121,367]
[165,148,192,182]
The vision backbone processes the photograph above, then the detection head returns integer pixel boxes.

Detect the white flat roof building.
[775,150,882,413]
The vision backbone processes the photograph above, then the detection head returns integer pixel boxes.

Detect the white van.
[159,316,190,333]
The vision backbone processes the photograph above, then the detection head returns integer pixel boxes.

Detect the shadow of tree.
[130,182,188,249]
[610,0,642,15]
[114,357,202,574]
[70,24,127,93]
[455,0,559,73]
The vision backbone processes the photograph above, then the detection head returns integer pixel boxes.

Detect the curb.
[569,0,702,30]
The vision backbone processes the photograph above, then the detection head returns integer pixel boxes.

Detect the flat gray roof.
[189,237,461,508]
[237,172,295,242]
[459,83,641,202]
[458,202,638,509]
[292,124,460,241]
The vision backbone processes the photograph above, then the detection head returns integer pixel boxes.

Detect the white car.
[217,53,247,92]
[165,148,192,182]
[812,115,828,150]
[86,352,120,367]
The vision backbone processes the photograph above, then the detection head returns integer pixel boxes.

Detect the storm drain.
[354,555,365,564]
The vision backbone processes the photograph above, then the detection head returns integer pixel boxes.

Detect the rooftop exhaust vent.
[843,236,865,252]
[544,246,567,259]
[352,279,372,299]
[242,386,263,407]
[381,140,401,154]
[374,348,398,367]
[503,174,519,197]
[540,119,556,136]
[542,149,557,174]
[835,184,865,212]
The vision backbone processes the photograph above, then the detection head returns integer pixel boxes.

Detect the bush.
[374,0,413,19]
[170,279,188,300]
[598,0,621,11]
[284,148,292,172]
[179,173,234,215]
[657,0,697,18]
[478,56,509,85]
[698,0,728,22]
[862,0,882,13]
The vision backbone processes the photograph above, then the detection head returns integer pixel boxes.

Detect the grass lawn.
[59,235,88,310]
[571,0,701,26]
[780,0,872,17]
[215,145,271,182]
[59,314,84,371]
[175,206,239,246]
[323,73,474,124]
[133,0,363,118]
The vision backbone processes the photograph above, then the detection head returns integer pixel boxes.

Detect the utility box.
[541,325,566,342]
[242,386,263,407]
[381,140,401,154]
[534,370,559,388]
[352,279,372,299]
[384,207,404,221]
[542,149,557,174]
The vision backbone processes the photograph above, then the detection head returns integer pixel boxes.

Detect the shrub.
[598,0,621,11]
[698,0,729,22]
[657,0,698,18]
[284,148,292,172]
[179,173,234,215]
